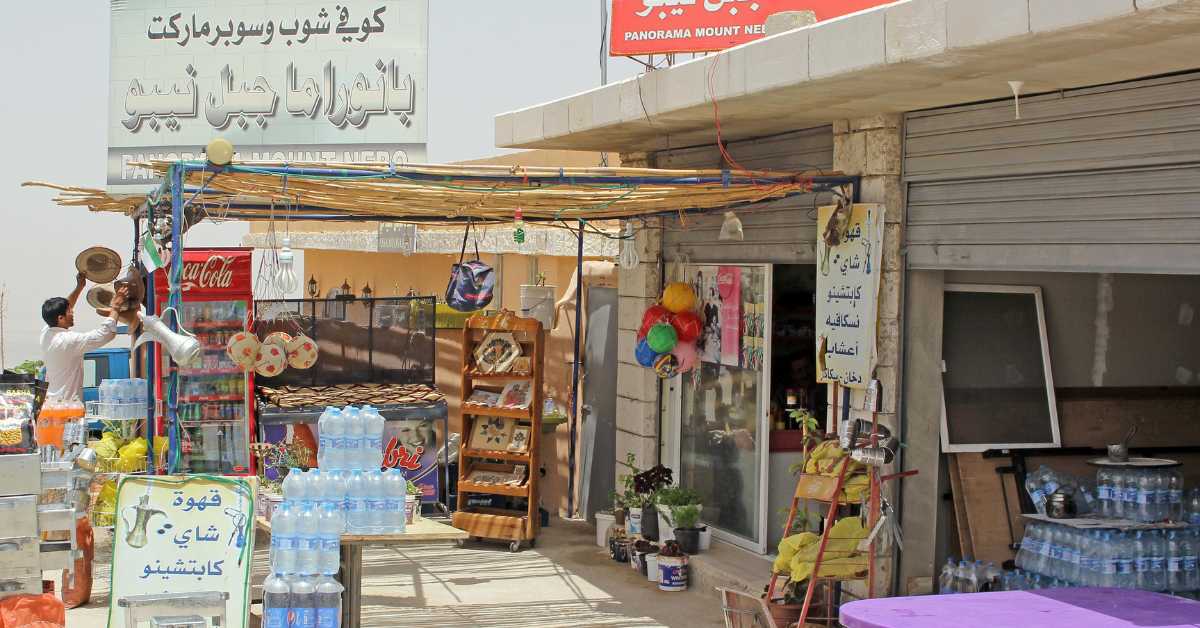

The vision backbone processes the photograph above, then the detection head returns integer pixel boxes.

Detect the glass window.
[675,264,769,549]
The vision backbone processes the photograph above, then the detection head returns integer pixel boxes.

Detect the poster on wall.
[108,0,429,188]
[109,475,256,628]
[717,266,742,367]
[383,418,441,502]
[815,203,885,389]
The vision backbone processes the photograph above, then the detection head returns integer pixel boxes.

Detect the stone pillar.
[614,216,664,484]
[832,114,905,597]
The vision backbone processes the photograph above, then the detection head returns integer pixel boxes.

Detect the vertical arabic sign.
[108,1,428,187]
[816,203,884,389]
[109,475,256,628]
[610,0,896,56]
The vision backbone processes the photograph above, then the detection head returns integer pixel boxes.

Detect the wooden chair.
[718,587,781,628]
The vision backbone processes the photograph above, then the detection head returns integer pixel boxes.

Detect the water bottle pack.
[1096,467,1188,523]
[1023,465,1097,517]
[316,405,386,472]
[1012,520,1200,595]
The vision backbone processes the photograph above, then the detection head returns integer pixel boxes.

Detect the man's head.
[42,297,73,329]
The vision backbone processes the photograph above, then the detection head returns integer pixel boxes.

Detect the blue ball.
[635,338,660,368]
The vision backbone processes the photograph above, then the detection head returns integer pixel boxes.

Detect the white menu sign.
[816,203,885,389]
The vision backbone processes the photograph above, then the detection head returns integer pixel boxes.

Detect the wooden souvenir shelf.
[452,311,543,552]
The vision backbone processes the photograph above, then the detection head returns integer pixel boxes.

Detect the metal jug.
[122,494,167,549]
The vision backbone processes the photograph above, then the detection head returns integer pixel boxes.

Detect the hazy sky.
[0,1,641,366]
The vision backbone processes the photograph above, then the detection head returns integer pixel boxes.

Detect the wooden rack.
[451,312,543,552]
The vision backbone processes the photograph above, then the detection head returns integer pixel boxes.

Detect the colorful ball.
[672,342,699,373]
[255,343,287,377]
[634,338,659,367]
[661,282,696,313]
[646,322,678,353]
[226,331,260,370]
[286,334,319,370]
[670,310,703,343]
[654,353,679,379]
[638,304,672,340]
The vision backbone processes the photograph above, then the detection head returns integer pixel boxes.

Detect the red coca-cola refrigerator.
[154,247,254,475]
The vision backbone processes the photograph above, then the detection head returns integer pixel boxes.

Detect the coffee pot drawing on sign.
[123,494,167,549]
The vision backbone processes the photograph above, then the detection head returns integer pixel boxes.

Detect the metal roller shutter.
[904,72,1200,274]
[658,126,834,264]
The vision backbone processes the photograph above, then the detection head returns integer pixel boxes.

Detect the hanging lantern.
[670,310,703,343]
[513,208,526,244]
[672,342,698,374]
[646,322,678,353]
[634,338,659,367]
[638,304,672,339]
[661,282,696,313]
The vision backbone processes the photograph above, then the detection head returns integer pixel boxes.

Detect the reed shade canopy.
[25,159,842,223]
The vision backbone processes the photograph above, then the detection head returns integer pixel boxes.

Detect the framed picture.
[511,356,532,375]
[499,382,533,410]
[465,389,501,408]
[474,332,522,374]
[507,426,530,453]
[468,416,515,450]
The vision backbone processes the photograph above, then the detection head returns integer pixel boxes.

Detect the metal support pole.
[168,164,184,474]
[143,214,157,475]
[567,220,584,519]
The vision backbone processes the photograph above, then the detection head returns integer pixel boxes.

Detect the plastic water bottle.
[1025,475,1048,515]
[1097,468,1115,518]
[317,407,342,469]
[1016,526,1035,571]
[1167,530,1187,593]
[315,575,344,628]
[363,406,386,471]
[318,503,344,576]
[283,468,307,506]
[342,407,363,470]
[289,576,317,628]
[383,469,408,534]
[1122,470,1140,521]
[345,470,368,533]
[1115,531,1137,588]
[296,504,321,576]
[263,574,291,628]
[1167,469,1184,521]
[1136,471,1155,523]
[272,502,297,575]
[1187,489,1200,525]
[938,558,956,594]
[366,470,388,533]
[1062,529,1080,584]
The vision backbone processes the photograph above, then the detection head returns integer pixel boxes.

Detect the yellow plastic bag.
[773,532,817,573]
[788,516,869,583]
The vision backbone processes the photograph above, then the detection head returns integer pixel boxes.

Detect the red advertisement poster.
[717,266,741,367]
[153,248,253,299]
[611,0,894,56]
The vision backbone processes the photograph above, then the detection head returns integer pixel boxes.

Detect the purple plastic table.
[840,588,1200,628]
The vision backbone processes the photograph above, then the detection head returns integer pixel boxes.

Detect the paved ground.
[69,519,725,627]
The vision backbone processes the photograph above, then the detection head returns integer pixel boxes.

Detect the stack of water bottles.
[1095,466,1187,523]
[263,406,409,627]
[1023,465,1098,517]
[936,557,1002,593]
[1012,521,1200,597]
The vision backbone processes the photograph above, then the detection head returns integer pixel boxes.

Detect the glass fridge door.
[171,299,251,474]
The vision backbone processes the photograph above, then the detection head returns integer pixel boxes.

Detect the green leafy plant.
[655,486,701,507]
[10,360,42,376]
[671,504,701,530]
[407,479,422,496]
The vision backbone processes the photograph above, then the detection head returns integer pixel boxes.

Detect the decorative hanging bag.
[445,219,495,312]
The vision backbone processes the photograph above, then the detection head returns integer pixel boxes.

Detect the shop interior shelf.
[465,372,533,382]
[180,367,243,376]
[457,480,529,498]
[180,395,243,403]
[461,448,531,463]
[462,406,531,420]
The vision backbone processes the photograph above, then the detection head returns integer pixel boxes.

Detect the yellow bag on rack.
[774,532,817,574]
[116,437,148,473]
[787,516,869,583]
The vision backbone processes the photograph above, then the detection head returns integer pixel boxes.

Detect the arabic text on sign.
[147,7,388,47]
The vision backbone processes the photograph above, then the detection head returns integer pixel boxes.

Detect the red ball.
[638,304,672,340]
[671,310,703,343]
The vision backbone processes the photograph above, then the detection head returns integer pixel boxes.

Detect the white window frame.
[940,283,1061,453]
[666,263,772,554]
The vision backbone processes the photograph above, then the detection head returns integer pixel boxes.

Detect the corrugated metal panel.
[658,126,834,264]
[904,73,1200,273]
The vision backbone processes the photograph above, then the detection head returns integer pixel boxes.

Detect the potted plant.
[405,479,422,525]
[670,504,703,554]
[655,486,701,543]
[633,464,673,542]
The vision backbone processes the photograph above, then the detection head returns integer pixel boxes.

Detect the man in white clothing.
[39,273,128,401]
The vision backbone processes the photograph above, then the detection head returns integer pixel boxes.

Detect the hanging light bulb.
[718,211,744,241]
[618,222,639,270]
[513,208,526,244]
[275,236,299,296]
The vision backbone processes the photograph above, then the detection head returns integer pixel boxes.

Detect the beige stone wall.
[613,217,664,476]
[834,114,905,597]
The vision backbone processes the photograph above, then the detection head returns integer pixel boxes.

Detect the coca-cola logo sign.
[180,255,236,291]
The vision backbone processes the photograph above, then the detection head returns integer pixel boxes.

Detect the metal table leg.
[340,544,363,628]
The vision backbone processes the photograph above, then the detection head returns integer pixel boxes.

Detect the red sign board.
[153,248,253,298]
[610,0,894,56]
